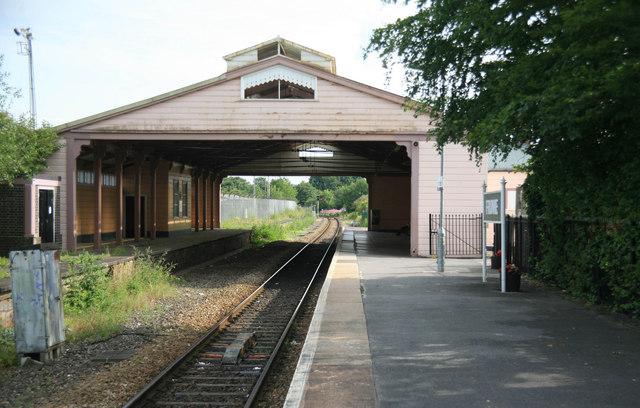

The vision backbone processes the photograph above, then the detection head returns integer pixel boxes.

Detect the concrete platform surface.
[286,228,640,408]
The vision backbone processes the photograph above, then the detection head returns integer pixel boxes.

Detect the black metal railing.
[429,213,483,257]
[493,216,540,275]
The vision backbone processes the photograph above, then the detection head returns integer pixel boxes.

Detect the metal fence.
[493,216,540,275]
[429,213,483,257]
[221,196,297,222]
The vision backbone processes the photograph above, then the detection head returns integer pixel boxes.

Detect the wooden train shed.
[25,37,487,256]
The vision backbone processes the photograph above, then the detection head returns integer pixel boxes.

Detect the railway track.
[123,217,340,408]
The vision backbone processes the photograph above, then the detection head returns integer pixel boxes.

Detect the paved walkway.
[287,228,640,408]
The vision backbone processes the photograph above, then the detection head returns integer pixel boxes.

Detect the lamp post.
[437,146,445,273]
[14,27,36,124]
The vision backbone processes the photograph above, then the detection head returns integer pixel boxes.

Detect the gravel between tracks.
[0,220,330,407]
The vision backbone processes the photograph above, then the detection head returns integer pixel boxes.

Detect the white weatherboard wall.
[410,141,487,257]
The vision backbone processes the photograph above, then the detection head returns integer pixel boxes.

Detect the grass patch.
[0,257,9,279]
[344,211,368,227]
[63,248,179,343]
[0,327,17,369]
[221,209,317,246]
[251,210,316,246]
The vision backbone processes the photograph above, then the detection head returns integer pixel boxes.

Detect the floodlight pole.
[14,28,36,124]
[437,146,445,273]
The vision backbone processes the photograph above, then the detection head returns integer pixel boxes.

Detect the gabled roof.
[55,54,408,134]
[56,39,427,177]
[223,36,336,74]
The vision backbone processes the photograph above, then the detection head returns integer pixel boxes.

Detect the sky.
[1,0,414,184]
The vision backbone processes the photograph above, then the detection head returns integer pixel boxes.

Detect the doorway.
[39,189,54,243]
[124,195,146,238]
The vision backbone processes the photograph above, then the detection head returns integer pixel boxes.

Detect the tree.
[0,56,60,185]
[335,178,369,212]
[221,176,253,197]
[309,176,360,191]
[269,178,297,200]
[367,0,640,219]
[295,181,320,207]
[253,177,267,198]
[318,189,335,210]
[368,0,640,313]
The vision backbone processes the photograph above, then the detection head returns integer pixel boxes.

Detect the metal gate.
[429,213,483,257]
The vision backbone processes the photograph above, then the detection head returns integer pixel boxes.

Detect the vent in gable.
[241,65,317,100]
[257,41,302,62]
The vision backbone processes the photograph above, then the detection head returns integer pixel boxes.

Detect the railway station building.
[9,37,489,257]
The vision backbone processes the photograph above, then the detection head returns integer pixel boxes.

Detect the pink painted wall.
[409,141,487,257]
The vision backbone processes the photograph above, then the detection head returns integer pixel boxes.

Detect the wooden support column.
[93,143,106,250]
[114,148,125,246]
[213,175,222,228]
[202,172,207,230]
[149,158,158,240]
[134,153,144,242]
[23,181,35,240]
[66,138,86,252]
[193,169,200,232]
[209,175,215,230]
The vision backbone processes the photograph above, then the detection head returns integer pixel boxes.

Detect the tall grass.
[222,209,316,246]
[0,327,16,368]
[63,248,178,342]
[251,210,316,246]
[0,257,9,279]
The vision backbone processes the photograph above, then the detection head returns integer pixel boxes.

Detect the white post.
[437,146,445,273]
[500,177,507,293]
[482,181,487,283]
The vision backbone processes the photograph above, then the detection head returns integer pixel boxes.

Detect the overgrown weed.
[64,248,178,342]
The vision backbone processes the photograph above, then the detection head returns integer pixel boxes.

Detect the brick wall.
[0,184,30,256]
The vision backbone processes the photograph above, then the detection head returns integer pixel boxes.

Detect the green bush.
[64,252,110,312]
[531,219,640,317]
[0,327,16,369]
[0,257,9,279]
[126,248,175,295]
[63,249,178,342]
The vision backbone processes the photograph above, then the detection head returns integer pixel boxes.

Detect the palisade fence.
[221,196,297,222]
[429,214,483,257]
[493,216,541,276]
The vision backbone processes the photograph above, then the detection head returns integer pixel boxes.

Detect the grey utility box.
[10,249,65,361]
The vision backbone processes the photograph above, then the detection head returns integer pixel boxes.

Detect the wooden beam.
[192,169,201,232]
[93,143,106,250]
[115,148,125,246]
[214,175,222,229]
[134,152,144,242]
[149,157,158,240]
[202,172,208,230]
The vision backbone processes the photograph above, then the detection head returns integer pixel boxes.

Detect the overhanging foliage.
[369,0,640,315]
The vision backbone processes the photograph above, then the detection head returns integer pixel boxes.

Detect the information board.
[483,191,501,223]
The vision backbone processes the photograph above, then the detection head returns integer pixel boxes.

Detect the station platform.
[285,228,640,408]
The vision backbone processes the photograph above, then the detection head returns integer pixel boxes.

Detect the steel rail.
[122,217,337,408]
[245,217,339,407]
